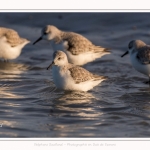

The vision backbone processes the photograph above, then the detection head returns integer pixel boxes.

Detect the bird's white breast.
[51,65,103,91]
[52,66,73,89]
[130,52,150,76]
[0,37,22,60]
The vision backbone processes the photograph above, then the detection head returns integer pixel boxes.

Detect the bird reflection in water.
[43,90,104,118]
[0,61,29,98]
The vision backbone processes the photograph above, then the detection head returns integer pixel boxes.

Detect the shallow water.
[0,13,150,137]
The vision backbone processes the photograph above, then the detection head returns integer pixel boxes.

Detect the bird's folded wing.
[69,66,95,84]
[64,32,106,55]
[0,27,23,47]
[137,47,150,64]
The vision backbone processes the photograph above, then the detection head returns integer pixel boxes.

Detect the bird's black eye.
[58,57,61,60]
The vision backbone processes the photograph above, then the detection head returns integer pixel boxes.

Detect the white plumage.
[47,50,107,91]
[33,25,110,65]
[121,40,150,83]
[0,27,30,61]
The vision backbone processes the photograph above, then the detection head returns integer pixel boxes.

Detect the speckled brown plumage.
[61,32,108,55]
[68,66,105,84]
[137,46,150,64]
[0,27,26,47]
[51,50,106,84]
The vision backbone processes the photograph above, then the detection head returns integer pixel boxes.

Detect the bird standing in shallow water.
[33,25,110,66]
[0,27,30,61]
[47,50,107,92]
[121,40,150,85]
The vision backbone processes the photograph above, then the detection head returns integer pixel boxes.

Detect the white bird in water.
[121,40,150,84]
[0,27,30,61]
[33,25,110,66]
[47,50,107,91]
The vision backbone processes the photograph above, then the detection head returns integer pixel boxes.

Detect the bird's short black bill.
[33,37,42,45]
[47,61,54,70]
[121,51,129,57]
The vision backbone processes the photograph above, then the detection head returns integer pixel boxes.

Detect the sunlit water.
[0,13,150,137]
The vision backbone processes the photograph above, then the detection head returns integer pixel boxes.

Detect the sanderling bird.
[33,25,110,66]
[0,27,30,61]
[47,50,107,91]
[121,40,150,84]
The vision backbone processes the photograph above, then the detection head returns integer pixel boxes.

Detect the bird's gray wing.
[63,32,107,55]
[68,66,95,84]
[137,46,150,64]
